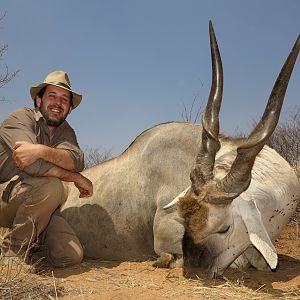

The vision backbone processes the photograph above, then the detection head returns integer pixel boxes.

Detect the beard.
[39,105,68,127]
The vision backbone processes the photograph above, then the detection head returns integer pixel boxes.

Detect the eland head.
[167,21,300,277]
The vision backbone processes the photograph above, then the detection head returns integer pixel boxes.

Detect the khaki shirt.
[0,108,84,183]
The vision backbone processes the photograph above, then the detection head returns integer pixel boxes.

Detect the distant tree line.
[84,147,113,169]
[267,107,300,169]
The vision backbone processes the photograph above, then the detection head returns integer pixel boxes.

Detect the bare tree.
[0,12,19,102]
[181,95,203,123]
[231,108,300,169]
[84,146,113,169]
[267,106,300,168]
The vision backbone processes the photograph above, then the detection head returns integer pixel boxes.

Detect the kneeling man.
[0,70,93,269]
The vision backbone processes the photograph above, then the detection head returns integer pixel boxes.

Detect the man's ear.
[35,96,42,108]
[68,105,73,115]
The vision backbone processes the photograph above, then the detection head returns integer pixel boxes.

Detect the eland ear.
[236,197,278,270]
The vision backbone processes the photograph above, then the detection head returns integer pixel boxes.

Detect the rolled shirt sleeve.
[53,122,85,172]
[56,141,84,172]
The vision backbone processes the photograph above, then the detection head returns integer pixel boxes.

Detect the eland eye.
[218,226,230,234]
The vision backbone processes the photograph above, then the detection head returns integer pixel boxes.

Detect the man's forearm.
[43,164,80,182]
[39,145,76,171]
[43,165,93,198]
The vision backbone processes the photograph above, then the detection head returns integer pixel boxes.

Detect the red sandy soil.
[1,216,299,299]
[42,222,299,300]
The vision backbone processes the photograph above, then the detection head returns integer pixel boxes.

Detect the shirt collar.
[34,108,43,122]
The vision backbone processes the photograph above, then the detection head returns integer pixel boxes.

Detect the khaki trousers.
[0,175,83,267]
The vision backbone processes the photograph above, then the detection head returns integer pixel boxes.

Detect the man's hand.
[74,173,93,198]
[13,141,41,170]
[43,165,93,199]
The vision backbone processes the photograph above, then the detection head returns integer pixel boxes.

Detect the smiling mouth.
[49,107,63,115]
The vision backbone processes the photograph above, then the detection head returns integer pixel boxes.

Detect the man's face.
[36,85,72,127]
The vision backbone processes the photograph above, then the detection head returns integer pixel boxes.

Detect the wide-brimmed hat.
[30,70,82,109]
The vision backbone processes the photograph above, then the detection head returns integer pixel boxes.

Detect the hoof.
[152,252,183,268]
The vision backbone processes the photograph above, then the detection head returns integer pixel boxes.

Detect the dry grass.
[0,227,58,300]
[0,255,57,299]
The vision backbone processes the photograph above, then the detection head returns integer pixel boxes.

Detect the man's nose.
[54,97,63,105]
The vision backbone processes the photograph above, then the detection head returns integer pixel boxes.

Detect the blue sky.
[0,1,299,155]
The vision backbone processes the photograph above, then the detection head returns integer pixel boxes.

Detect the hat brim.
[30,83,82,109]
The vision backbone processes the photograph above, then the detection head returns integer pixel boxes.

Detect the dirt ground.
[28,220,299,300]
[1,219,299,299]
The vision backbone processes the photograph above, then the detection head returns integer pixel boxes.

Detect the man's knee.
[42,177,65,202]
[32,177,63,196]
[22,176,65,207]
[48,240,83,267]
[0,177,65,229]
[43,214,84,267]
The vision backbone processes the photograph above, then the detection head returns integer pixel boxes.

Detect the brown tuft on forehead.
[178,190,209,235]
[178,191,200,218]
